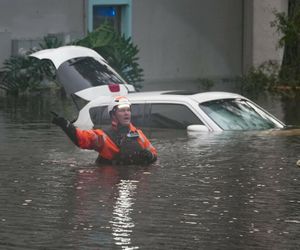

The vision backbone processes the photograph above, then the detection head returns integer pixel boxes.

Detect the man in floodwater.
[52,96,157,165]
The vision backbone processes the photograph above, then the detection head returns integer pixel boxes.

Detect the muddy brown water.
[0,93,299,249]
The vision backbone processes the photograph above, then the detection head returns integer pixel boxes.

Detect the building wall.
[0,0,289,87]
[0,0,85,59]
[132,0,243,85]
[252,0,288,66]
[0,0,85,38]
[243,0,288,72]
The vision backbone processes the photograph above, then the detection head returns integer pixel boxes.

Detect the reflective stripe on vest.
[136,130,155,153]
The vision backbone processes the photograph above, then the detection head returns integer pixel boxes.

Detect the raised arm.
[52,113,103,150]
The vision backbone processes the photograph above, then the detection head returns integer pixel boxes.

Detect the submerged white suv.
[31,46,285,132]
[74,88,285,131]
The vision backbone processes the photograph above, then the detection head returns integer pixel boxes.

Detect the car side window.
[89,106,110,128]
[131,104,149,127]
[148,104,203,129]
[89,104,148,128]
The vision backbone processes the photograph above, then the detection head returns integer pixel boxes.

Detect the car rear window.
[57,57,125,95]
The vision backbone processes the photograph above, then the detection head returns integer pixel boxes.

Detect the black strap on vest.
[103,127,125,147]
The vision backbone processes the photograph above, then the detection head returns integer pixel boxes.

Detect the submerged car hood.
[30,46,135,98]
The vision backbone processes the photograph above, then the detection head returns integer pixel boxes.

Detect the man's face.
[113,106,131,126]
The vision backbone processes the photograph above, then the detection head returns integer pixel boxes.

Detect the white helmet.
[107,96,131,115]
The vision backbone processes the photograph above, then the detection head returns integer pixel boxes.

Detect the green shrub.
[74,23,144,89]
[271,3,300,85]
[0,55,56,95]
[236,60,280,95]
[196,78,215,91]
[0,36,59,95]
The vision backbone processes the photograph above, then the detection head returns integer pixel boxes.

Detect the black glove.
[52,115,69,128]
[51,111,78,145]
[138,149,156,164]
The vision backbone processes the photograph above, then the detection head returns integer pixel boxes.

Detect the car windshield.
[199,98,281,130]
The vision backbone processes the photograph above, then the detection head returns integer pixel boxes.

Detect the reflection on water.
[111,180,139,249]
[0,94,300,249]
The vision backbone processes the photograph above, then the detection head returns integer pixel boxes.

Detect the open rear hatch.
[30,45,135,104]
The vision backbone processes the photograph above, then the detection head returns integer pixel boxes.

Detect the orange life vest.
[75,123,157,161]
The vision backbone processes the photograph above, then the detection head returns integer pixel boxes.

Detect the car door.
[147,103,205,129]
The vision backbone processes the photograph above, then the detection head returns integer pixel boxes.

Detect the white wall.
[253,0,288,66]
[0,0,85,39]
[243,0,288,72]
[132,0,243,85]
[0,0,288,87]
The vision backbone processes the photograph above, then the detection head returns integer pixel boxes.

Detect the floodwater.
[0,93,300,250]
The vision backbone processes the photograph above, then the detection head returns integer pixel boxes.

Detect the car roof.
[123,90,246,104]
[85,90,249,110]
